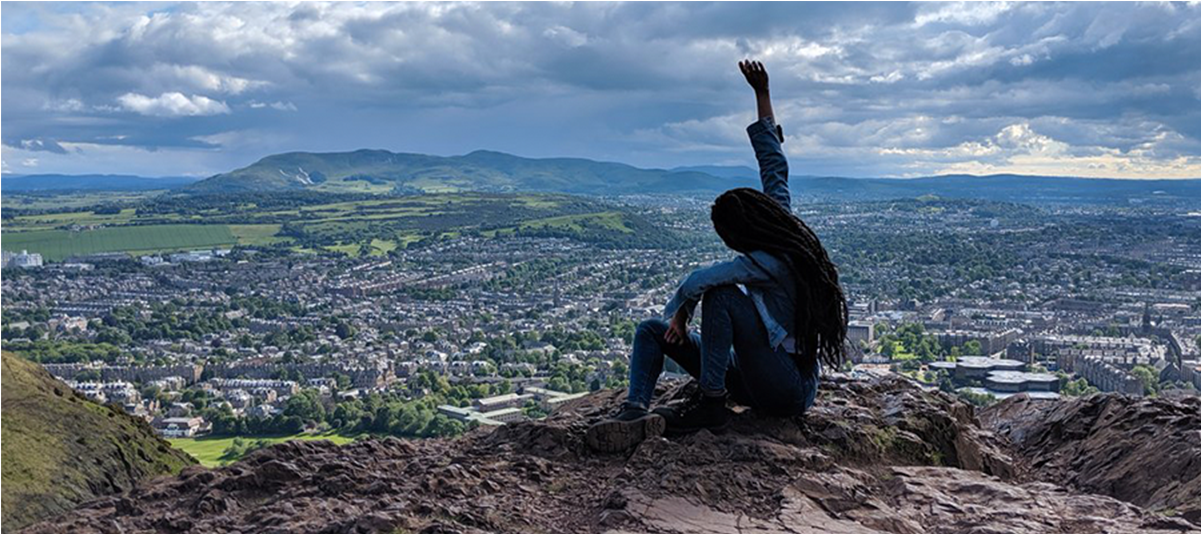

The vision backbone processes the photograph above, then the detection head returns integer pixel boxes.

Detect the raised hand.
[739,60,770,93]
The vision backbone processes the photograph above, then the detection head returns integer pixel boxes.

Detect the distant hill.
[186,149,750,195]
[0,352,195,531]
[3,174,200,192]
[670,164,758,181]
[186,149,1199,205]
[791,174,1201,205]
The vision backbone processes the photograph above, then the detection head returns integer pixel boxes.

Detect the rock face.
[22,375,1201,534]
[982,392,1201,524]
[1,352,196,531]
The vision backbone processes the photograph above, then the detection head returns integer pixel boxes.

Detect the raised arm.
[739,60,790,209]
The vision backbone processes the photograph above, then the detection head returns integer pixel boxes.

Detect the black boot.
[585,404,666,453]
[653,390,730,436]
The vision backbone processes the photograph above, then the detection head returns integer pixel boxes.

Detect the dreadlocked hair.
[710,187,848,370]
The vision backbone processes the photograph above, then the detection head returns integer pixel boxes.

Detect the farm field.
[1,225,239,261]
[2,191,670,260]
[168,432,358,467]
[1,191,163,211]
[7,208,138,232]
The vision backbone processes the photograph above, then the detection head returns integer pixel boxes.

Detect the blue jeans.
[626,285,819,416]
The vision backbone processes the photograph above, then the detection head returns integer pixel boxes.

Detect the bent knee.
[702,284,745,304]
[637,318,668,335]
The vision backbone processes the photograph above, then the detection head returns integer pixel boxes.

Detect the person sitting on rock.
[586,60,849,452]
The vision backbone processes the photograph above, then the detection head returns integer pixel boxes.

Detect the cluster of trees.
[100,304,234,343]
[2,339,126,364]
[956,389,998,407]
[539,327,606,352]
[1058,375,1099,397]
[877,323,947,361]
[200,371,511,441]
[1130,365,1160,397]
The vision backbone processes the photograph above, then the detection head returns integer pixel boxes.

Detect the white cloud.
[155,65,269,95]
[21,158,39,167]
[915,2,1015,27]
[870,71,905,84]
[248,101,298,111]
[878,123,1201,178]
[116,92,231,117]
[2,2,1199,178]
[543,25,588,48]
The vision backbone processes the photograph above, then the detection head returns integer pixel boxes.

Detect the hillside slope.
[22,375,1200,533]
[1,352,195,531]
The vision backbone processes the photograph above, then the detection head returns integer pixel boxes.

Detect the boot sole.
[586,414,666,453]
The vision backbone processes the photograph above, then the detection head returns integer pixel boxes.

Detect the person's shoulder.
[744,250,786,270]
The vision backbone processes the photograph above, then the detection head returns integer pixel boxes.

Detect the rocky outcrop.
[982,392,1201,524]
[22,375,1201,534]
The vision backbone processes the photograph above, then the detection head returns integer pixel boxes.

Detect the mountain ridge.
[9,150,1200,204]
[183,148,1201,204]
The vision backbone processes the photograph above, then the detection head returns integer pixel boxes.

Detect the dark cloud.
[1,1,1199,178]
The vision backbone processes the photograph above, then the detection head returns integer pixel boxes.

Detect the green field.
[1,225,238,261]
[2,191,664,260]
[8,208,138,231]
[168,432,358,467]
[1,191,163,211]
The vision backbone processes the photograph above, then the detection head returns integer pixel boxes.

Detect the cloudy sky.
[3,1,1201,179]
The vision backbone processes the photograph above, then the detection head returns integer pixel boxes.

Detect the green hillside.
[187,149,747,195]
[1,352,196,531]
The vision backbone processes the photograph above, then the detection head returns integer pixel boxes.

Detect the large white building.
[2,250,44,268]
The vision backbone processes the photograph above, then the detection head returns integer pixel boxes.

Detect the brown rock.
[20,375,1199,534]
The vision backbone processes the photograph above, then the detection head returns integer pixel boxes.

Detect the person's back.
[586,60,848,453]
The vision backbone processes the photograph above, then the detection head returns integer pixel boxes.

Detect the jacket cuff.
[746,116,784,143]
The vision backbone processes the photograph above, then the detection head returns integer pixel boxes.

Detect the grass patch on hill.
[168,432,358,467]
[1,352,194,531]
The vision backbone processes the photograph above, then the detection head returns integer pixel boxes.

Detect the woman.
[586,60,848,452]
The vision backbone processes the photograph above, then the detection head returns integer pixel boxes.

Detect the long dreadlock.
[710,187,848,370]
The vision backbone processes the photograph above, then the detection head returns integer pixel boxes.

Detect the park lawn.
[369,238,398,255]
[168,432,358,467]
[325,243,362,257]
[885,341,919,361]
[1,224,238,261]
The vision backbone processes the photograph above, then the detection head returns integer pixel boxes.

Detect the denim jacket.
[663,116,799,352]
